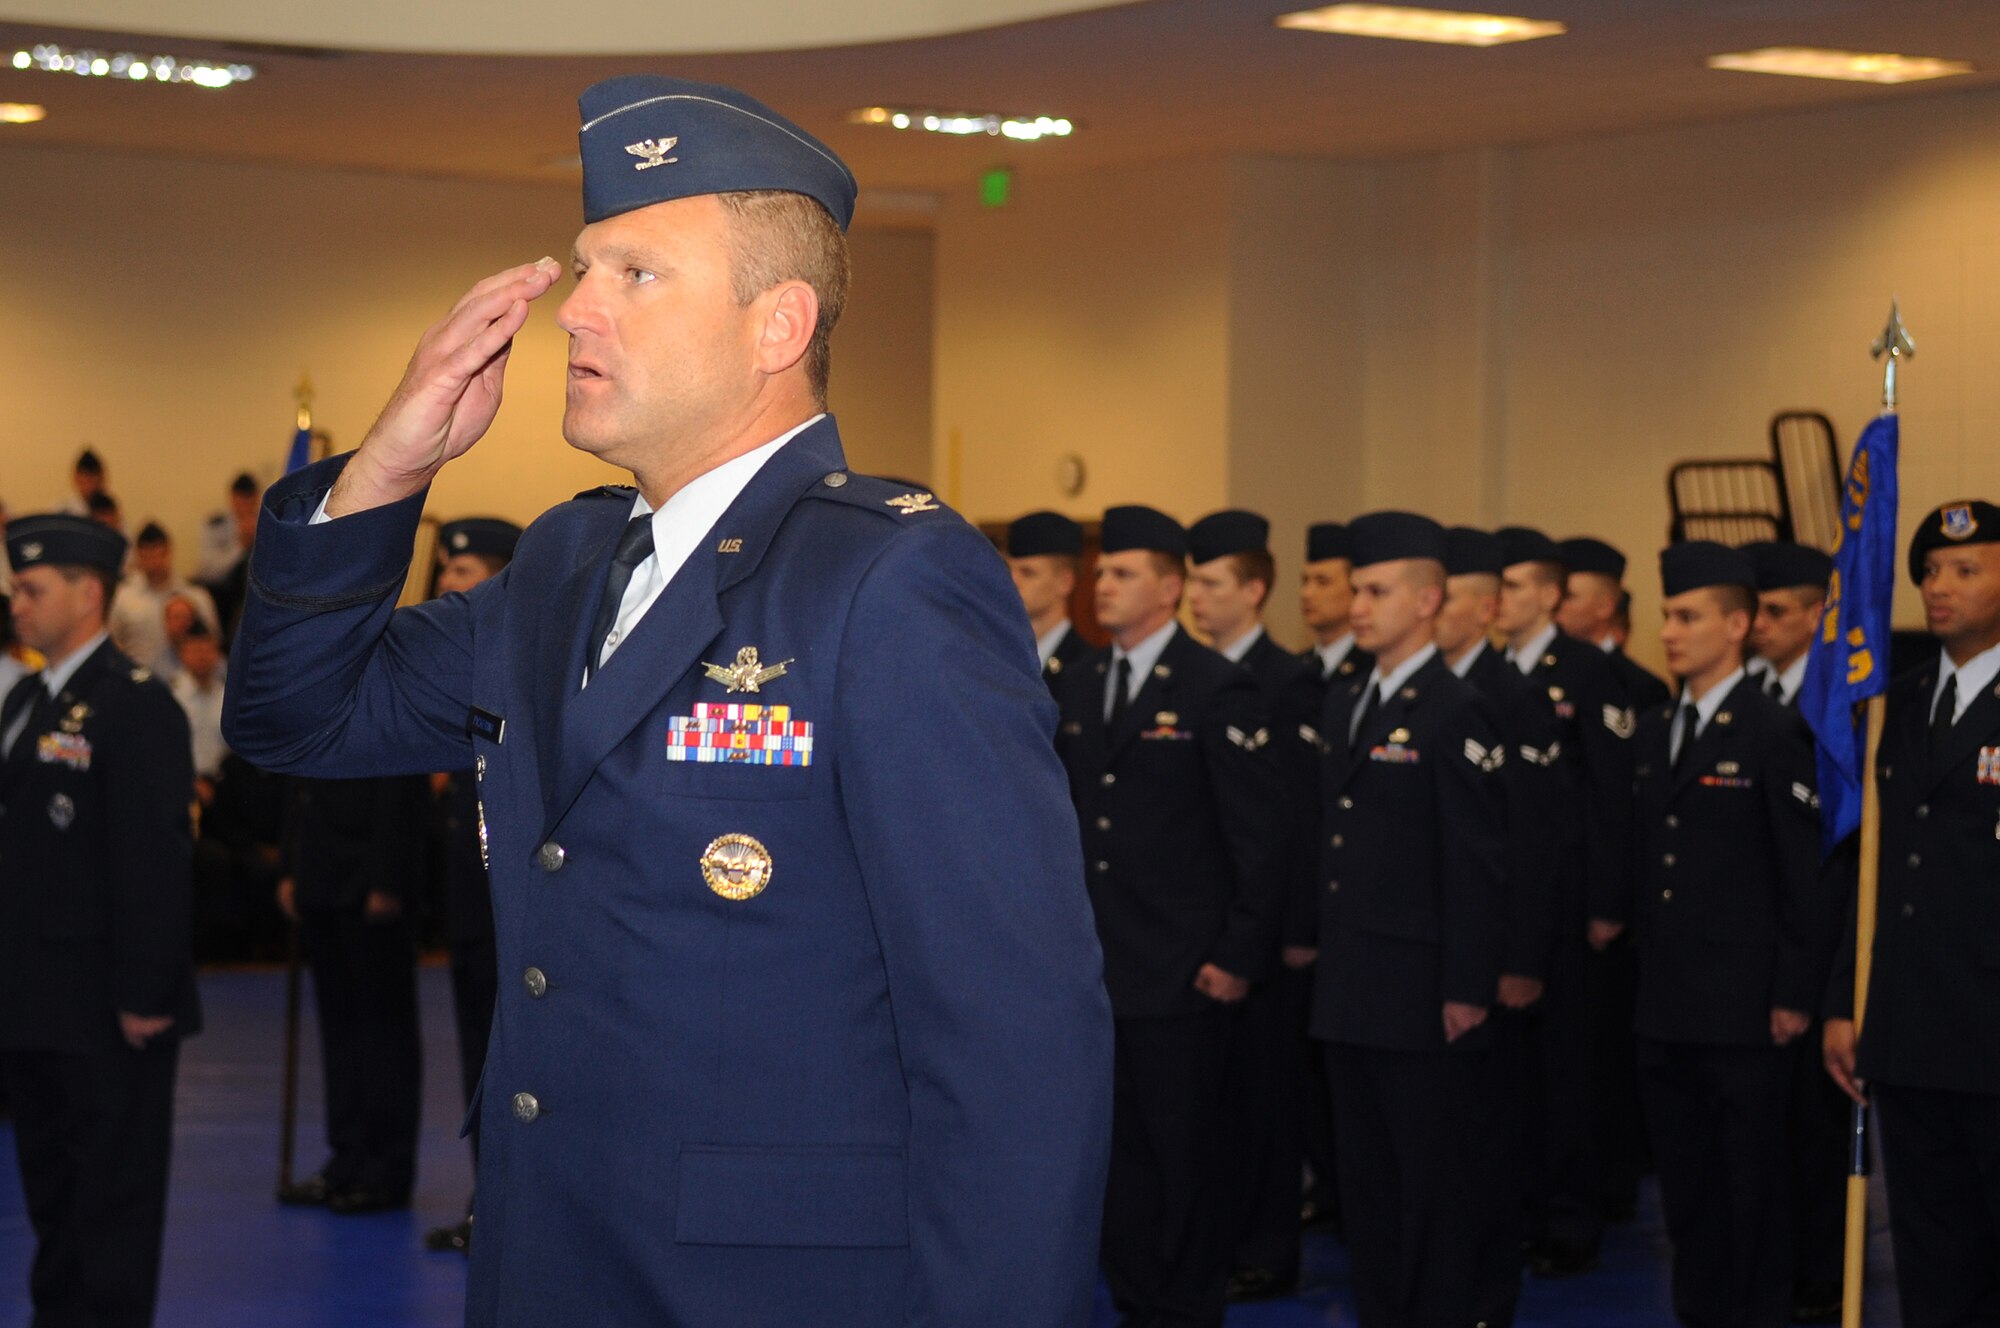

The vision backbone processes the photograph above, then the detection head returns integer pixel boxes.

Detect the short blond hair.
[717,191,850,403]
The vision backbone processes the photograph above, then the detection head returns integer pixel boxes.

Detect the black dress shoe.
[1528,1247,1601,1280]
[276,1172,333,1206]
[328,1186,412,1215]
[1792,1283,1843,1324]
[1227,1267,1297,1302]
[423,1216,474,1253]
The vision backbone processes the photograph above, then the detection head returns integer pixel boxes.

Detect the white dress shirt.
[1932,638,2000,725]
[1035,620,1074,669]
[1450,637,1489,679]
[1218,623,1264,665]
[1508,622,1560,676]
[1106,619,1178,721]
[1314,632,1357,679]
[3,630,108,757]
[171,663,230,780]
[1354,643,1437,740]
[1670,666,1747,765]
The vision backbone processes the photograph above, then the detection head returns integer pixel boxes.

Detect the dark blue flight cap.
[1100,506,1187,558]
[1559,536,1626,580]
[1007,511,1083,559]
[578,75,859,230]
[1187,510,1270,565]
[1660,541,1756,597]
[439,517,523,563]
[1349,511,1447,570]
[1306,522,1351,563]
[1746,541,1831,593]
[1497,525,1563,569]
[1907,499,2000,585]
[6,513,127,575]
[1445,527,1505,577]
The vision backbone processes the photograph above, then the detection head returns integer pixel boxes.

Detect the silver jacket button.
[512,1092,541,1124]
[536,842,566,872]
[524,967,548,998]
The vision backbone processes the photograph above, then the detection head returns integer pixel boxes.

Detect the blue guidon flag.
[1799,412,1900,852]
[284,420,312,475]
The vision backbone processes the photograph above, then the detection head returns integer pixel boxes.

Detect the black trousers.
[1474,1001,1541,1327]
[1638,1038,1792,1328]
[1324,1040,1495,1328]
[0,1041,179,1328]
[1787,1039,1851,1292]
[1102,1006,1234,1328]
[300,906,421,1195]
[1874,1081,2000,1328]
[449,933,498,1163]
[1222,963,1312,1281]
[1534,920,1607,1259]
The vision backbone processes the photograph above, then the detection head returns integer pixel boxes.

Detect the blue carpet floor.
[0,967,1904,1326]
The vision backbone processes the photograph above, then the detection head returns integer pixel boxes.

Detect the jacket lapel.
[1668,680,1745,799]
[1106,626,1182,762]
[1927,673,2000,793]
[536,420,849,840]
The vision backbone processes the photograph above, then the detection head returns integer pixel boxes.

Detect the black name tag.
[467,707,506,744]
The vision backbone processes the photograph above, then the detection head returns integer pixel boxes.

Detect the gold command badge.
[701,833,774,901]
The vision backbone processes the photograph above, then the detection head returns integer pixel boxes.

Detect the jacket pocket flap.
[675,1144,908,1248]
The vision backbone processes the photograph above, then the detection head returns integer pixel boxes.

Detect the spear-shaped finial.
[1870,300,1915,413]
[293,371,316,432]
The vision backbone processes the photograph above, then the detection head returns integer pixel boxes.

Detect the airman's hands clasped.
[326,257,563,519]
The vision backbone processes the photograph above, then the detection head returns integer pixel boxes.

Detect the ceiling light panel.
[11,43,254,88]
[850,107,1073,140]
[0,102,46,124]
[1706,47,1973,85]
[1275,4,1564,46]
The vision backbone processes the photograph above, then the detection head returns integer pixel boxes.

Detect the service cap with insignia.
[1497,525,1563,571]
[438,517,523,563]
[1349,511,1446,569]
[1660,541,1755,597]
[1907,500,2000,585]
[578,75,858,230]
[1745,540,1832,594]
[1558,536,1625,581]
[1306,522,1352,563]
[1444,527,1505,578]
[1100,505,1187,558]
[6,514,127,575]
[1188,509,1270,566]
[1007,511,1083,559]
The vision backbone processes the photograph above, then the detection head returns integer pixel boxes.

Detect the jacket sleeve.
[1820,830,1863,1021]
[832,519,1112,1328]
[1272,672,1326,951]
[1199,675,1290,983]
[1440,694,1508,1008]
[1500,698,1564,980]
[103,683,196,1017]
[1578,663,1638,924]
[1765,713,1831,1015]
[222,453,482,779]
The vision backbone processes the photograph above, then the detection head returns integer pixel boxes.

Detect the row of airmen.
[999,501,2000,1328]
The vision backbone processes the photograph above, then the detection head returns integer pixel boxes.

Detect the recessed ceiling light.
[849,107,1074,141]
[1707,47,1973,84]
[1275,4,1564,46]
[11,43,253,88]
[0,102,45,124]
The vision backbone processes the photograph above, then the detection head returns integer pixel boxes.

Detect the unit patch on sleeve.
[668,703,814,766]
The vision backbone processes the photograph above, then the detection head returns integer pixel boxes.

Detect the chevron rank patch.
[1603,705,1637,739]
[1300,723,1329,754]
[1518,741,1562,767]
[668,702,813,766]
[1226,725,1270,751]
[1792,781,1820,808]
[1464,738,1506,772]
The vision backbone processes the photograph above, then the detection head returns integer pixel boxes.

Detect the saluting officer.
[1313,511,1507,1328]
[1744,542,1832,708]
[425,516,522,1254]
[1185,508,1314,1301]
[224,74,1112,1326]
[1056,504,1287,1328]
[1632,542,1825,1328]
[0,514,201,1328]
[1557,536,1672,710]
[1824,501,2000,1328]
[1436,526,1566,1328]
[1005,511,1091,696]
[1494,524,1640,1276]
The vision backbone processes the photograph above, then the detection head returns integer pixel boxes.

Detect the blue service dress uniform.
[1313,650,1508,1328]
[1044,621,1093,697]
[1055,624,1287,1327]
[0,641,200,1328]
[1606,643,1671,712]
[224,418,1114,1327]
[1631,679,1825,1328]
[1826,653,2000,1328]
[1514,632,1641,1259]
[437,768,498,1142]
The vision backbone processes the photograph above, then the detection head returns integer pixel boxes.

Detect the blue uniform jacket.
[223,418,1114,1327]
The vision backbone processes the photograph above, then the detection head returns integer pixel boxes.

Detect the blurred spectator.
[61,449,105,517]
[170,621,227,796]
[110,523,221,679]
[85,490,122,533]
[201,474,262,643]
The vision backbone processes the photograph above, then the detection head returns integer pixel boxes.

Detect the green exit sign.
[979,167,1013,208]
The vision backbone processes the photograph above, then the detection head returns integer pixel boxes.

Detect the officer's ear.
[751,280,819,381]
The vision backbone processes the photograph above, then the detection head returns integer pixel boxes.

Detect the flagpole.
[1841,300,1913,1328]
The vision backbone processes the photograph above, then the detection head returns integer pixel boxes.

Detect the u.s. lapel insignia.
[1715,711,1734,726]
[716,537,744,554]
[1400,688,1418,701]
[701,833,773,901]
[625,137,680,170]
[701,646,793,694]
[1153,664,1172,679]
[1543,653,1558,668]
[47,794,74,831]
[1047,656,1063,675]
[885,492,941,516]
[1943,503,1978,540]
[1388,727,1412,744]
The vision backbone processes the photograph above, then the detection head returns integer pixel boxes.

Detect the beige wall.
[0,141,932,575]
[935,84,2000,662]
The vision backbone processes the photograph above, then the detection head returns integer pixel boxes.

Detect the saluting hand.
[1822,1018,1866,1105]
[327,257,564,518]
